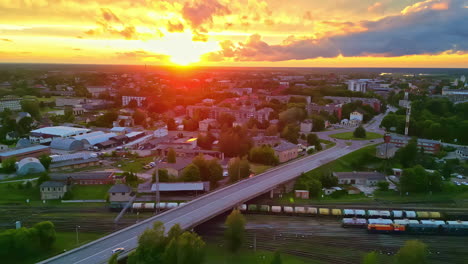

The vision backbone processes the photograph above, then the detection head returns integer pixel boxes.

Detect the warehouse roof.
[50,138,84,150]
[31,126,90,137]
[50,171,114,181]
[16,138,31,148]
[150,182,206,192]
[73,131,105,140]
[40,181,66,188]
[108,184,132,193]
[0,145,50,158]
[274,141,297,152]
[158,158,192,171]
[49,157,99,168]
[82,133,117,145]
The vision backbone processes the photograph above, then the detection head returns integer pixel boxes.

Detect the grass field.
[205,244,313,264]
[0,182,40,203]
[115,156,154,173]
[250,163,273,175]
[31,232,104,264]
[329,131,383,141]
[69,184,112,200]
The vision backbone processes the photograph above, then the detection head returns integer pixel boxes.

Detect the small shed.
[50,138,84,151]
[16,157,46,176]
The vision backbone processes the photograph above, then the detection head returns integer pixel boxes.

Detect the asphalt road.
[40,113,390,264]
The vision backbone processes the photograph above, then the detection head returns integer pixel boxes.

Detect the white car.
[112,248,125,254]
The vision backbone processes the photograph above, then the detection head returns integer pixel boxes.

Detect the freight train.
[366,220,468,236]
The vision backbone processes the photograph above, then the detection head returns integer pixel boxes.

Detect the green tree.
[362,251,378,264]
[308,178,322,198]
[271,251,282,264]
[353,126,366,138]
[0,157,16,173]
[153,169,169,183]
[281,124,299,144]
[36,172,51,187]
[395,240,427,264]
[265,124,278,136]
[127,222,167,264]
[108,253,119,264]
[164,232,206,264]
[219,127,252,157]
[39,154,52,170]
[377,181,389,191]
[320,174,338,188]
[217,113,235,128]
[224,209,246,253]
[20,100,41,120]
[33,221,56,250]
[167,148,176,163]
[311,115,325,132]
[181,164,201,182]
[228,157,250,182]
[166,118,177,131]
[307,133,319,146]
[207,159,223,187]
[315,142,323,151]
[396,138,418,168]
[249,145,279,166]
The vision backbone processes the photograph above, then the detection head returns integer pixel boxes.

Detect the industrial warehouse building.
[50,138,84,151]
[16,157,46,176]
[0,145,50,162]
[50,171,117,185]
[30,126,90,144]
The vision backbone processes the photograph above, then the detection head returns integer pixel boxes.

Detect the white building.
[0,97,21,111]
[347,80,368,93]
[122,96,146,107]
[350,111,363,122]
[30,126,91,144]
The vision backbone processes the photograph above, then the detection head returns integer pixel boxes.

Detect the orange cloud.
[401,0,449,15]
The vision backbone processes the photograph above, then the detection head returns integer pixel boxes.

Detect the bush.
[353,126,366,138]
[377,181,389,191]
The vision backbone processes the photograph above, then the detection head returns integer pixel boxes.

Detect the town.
[0,65,467,264]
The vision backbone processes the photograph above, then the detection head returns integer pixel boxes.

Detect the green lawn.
[30,232,104,264]
[205,244,313,264]
[0,182,40,203]
[250,163,273,175]
[329,131,383,141]
[69,184,112,200]
[115,156,154,173]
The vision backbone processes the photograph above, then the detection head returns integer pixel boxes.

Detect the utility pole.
[75,225,80,245]
[253,233,257,252]
[155,160,160,214]
[404,91,411,136]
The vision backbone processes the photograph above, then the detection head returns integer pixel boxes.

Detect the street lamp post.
[75,225,80,245]
[155,159,160,214]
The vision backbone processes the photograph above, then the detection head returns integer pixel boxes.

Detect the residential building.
[16,157,46,176]
[30,126,90,144]
[347,80,368,93]
[441,88,468,102]
[384,134,441,154]
[158,158,192,177]
[40,181,67,200]
[323,96,381,112]
[122,96,146,107]
[307,103,342,120]
[50,171,116,185]
[349,111,363,122]
[186,105,272,123]
[266,95,311,104]
[252,136,281,147]
[300,120,313,133]
[55,97,84,107]
[113,115,134,127]
[86,86,110,97]
[108,184,133,202]
[376,143,397,159]
[333,171,386,186]
[199,118,217,131]
[0,145,50,162]
[0,97,21,111]
[274,141,298,163]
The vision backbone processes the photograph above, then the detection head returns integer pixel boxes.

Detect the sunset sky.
[1,0,468,67]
